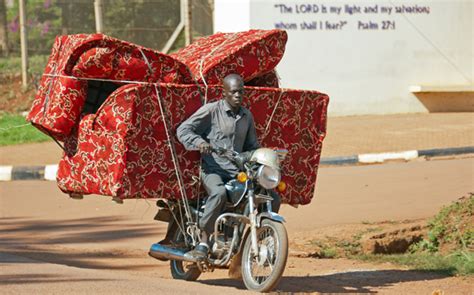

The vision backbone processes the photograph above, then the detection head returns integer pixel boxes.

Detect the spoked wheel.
[241,219,288,292]
[169,227,202,281]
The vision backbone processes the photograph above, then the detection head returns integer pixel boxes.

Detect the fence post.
[19,0,28,88]
[184,0,192,45]
[94,0,104,33]
[0,0,9,56]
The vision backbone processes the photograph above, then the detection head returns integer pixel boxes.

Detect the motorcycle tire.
[241,219,288,292]
[169,227,202,281]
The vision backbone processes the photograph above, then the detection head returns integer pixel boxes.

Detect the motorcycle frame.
[165,149,287,268]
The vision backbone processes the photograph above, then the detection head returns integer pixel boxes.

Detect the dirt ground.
[1,158,473,294]
[0,75,37,114]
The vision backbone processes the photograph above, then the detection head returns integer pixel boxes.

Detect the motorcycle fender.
[154,208,171,222]
[256,212,286,227]
[228,227,250,277]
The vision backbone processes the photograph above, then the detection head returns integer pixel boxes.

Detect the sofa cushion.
[171,29,287,85]
[28,34,192,141]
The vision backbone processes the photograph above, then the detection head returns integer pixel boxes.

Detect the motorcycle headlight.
[256,165,281,189]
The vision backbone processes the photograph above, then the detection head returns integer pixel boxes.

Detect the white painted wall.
[214,0,473,115]
[214,0,251,32]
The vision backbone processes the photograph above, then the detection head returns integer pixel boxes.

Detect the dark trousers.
[199,172,281,234]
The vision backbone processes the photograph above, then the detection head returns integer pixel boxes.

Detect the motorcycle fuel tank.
[225,179,246,206]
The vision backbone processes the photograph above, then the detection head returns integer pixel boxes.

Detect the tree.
[0,0,9,56]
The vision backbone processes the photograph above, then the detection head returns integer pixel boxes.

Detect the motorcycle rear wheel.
[169,227,202,281]
[241,219,288,292]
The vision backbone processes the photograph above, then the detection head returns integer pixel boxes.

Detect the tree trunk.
[0,0,9,56]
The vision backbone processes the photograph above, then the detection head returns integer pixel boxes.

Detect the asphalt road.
[1,157,473,294]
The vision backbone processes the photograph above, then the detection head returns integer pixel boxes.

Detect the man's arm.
[176,104,213,151]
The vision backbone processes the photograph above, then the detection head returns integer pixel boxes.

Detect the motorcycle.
[149,147,289,292]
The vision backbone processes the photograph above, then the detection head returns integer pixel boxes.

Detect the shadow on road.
[200,269,450,293]
[0,216,164,271]
[0,274,112,285]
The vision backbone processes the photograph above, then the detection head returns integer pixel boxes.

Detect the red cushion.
[28,34,192,141]
[171,29,287,85]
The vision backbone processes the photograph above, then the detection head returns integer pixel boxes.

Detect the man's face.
[223,78,244,111]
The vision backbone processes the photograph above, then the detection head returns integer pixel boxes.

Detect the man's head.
[223,74,244,113]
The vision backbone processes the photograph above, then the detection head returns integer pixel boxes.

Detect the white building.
[214,0,473,116]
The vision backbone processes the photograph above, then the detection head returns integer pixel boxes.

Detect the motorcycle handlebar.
[211,147,239,158]
[211,147,254,171]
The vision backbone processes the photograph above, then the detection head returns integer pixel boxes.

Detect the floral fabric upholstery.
[170,29,287,85]
[246,70,280,88]
[57,84,202,200]
[56,84,328,205]
[27,34,192,141]
[28,30,329,205]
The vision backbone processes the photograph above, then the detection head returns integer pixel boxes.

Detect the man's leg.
[185,173,227,259]
[199,173,228,234]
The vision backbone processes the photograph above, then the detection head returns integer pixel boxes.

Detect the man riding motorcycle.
[176,73,281,260]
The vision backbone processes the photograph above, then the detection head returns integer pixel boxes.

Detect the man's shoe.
[184,243,209,261]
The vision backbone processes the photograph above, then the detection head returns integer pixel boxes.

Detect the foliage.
[319,247,337,258]
[101,0,180,49]
[5,0,183,55]
[409,195,473,253]
[309,239,340,258]
[304,197,473,276]
[7,0,66,55]
[0,113,50,146]
[358,196,474,276]
[4,0,212,61]
[0,54,49,76]
[335,239,361,256]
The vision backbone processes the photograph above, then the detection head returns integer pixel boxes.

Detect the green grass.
[356,251,474,276]
[0,55,49,76]
[355,196,474,276]
[0,113,50,146]
[305,196,474,277]
[320,247,337,258]
[308,239,340,258]
[409,195,473,254]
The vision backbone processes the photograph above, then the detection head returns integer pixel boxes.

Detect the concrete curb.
[1,146,473,181]
[0,164,58,181]
[320,146,474,166]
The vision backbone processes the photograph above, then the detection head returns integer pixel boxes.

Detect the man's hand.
[235,151,253,169]
[199,142,212,154]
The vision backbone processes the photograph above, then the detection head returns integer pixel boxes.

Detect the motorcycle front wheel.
[241,219,288,292]
[169,227,202,281]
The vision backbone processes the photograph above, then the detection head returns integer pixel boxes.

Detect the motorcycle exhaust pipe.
[148,243,198,263]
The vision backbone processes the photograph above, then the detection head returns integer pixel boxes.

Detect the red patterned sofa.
[56,83,328,205]
[28,33,193,142]
[28,30,329,205]
[170,29,287,85]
